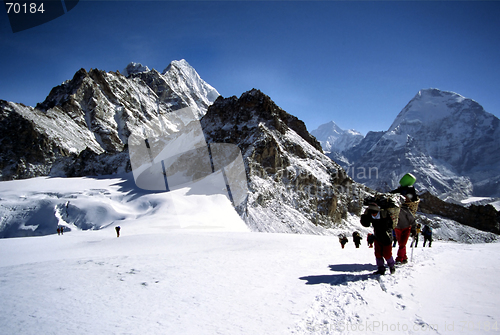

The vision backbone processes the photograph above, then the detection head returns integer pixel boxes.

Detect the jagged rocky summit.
[325,88,500,200]
[0,60,219,180]
[201,89,369,233]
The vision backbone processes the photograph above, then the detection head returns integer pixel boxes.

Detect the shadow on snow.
[299,263,377,286]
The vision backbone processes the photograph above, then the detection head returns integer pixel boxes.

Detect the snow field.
[2,226,499,334]
[294,242,500,335]
[0,229,341,335]
[1,175,499,334]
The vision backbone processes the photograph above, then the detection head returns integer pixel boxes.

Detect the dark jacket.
[391,185,419,201]
[395,206,416,230]
[360,211,393,246]
[422,225,433,237]
[352,232,362,245]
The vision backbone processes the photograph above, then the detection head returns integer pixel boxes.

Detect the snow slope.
[0,172,247,237]
[1,176,499,334]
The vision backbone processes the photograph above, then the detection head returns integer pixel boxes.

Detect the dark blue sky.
[1,1,499,134]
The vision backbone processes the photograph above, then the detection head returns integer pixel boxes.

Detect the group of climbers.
[358,173,433,275]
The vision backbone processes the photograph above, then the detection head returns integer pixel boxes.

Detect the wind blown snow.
[0,175,499,334]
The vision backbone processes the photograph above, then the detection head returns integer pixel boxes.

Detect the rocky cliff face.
[201,89,370,233]
[419,191,500,234]
[0,60,219,180]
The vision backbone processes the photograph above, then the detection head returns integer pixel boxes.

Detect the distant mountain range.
[0,60,218,180]
[1,61,498,237]
[0,61,371,235]
[313,89,500,201]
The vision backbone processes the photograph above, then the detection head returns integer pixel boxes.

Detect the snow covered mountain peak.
[162,59,191,74]
[122,59,219,108]
[162,59,220,107]
[201,89,366,233]
[388,88,477,133]
[122,62,150,77]
[315,121,344,136]
[311,121,363,153]
[341,88,500,199]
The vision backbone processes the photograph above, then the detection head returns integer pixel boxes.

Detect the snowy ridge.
[461,197,500,211]
[3,101,104,155]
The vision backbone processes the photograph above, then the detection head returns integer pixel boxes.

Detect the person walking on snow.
[410,223,421,248]
[394,203,416,264]
[391,184,418,264]
[338,234,348,249]
[422,225,433,247]
[352,231,362,248]
[361,203,396,275]
[367,233,375,248]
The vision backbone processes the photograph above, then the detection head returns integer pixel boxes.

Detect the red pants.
[374,240,395,268]
[394,227,411,262]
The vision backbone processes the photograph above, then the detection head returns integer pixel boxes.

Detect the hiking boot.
[390,266,396,274]
[373,267,386,275]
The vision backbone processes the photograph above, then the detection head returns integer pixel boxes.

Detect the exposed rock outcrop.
[201,89,370,233]
[419,191,500,234]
